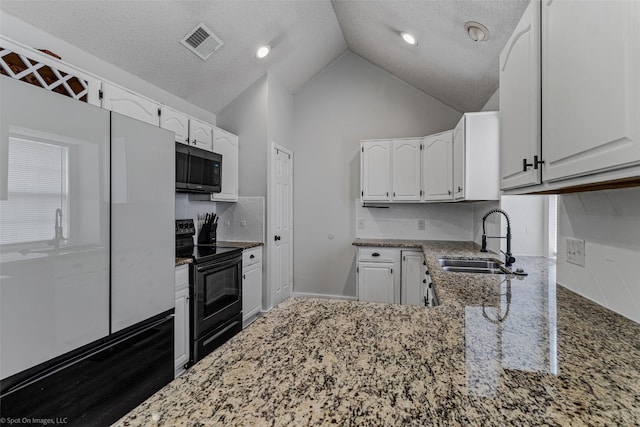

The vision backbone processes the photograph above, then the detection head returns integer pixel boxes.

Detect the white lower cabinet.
[242,247,263,327]
[174,265,190,377]
[356,247,401,304]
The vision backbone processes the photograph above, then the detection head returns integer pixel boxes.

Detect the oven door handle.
[196,255,242,273]
[202,319,241,347]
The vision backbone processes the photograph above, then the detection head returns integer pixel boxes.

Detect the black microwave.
[176,143,222,193]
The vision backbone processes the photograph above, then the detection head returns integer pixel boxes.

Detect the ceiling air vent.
[180,23,223,61]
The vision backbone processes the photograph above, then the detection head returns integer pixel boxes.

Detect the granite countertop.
[119,240,640,426]
[174,241,263,266]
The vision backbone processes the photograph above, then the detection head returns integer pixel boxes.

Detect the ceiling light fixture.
[255,45,271,59]
[400,32,418,46]
[464,22,490,42]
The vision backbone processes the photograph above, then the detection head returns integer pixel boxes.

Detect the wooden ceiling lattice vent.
[0,47,89,102]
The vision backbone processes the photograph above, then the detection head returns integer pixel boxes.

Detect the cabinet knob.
[448,190,451,195]
[372,252,380,257]
[250,254,255,259]
[243,274,246,280]
[423,279,427,283]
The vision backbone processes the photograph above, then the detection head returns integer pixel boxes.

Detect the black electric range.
[175,218,243,366]
[175,218,242,263]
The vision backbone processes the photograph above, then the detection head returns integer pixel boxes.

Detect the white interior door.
[270,144,293,308]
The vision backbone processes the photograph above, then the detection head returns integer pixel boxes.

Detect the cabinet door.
[242,262,262,326]
[102,83,160,126]
[212,128,239,202]
[174,287,189,375]
[160,106,189,145]
[422,131,453,201]
[401,252,426,306]
[188,118,213,151]
[358,262,395,304]
[392,139,422,201]
[500,0,541,190]
[452,116,465,200]
[361,140,391,202]
[542,0,640,181]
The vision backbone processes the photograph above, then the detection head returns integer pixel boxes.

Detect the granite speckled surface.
[117,240,640,426]
[175,257,192,267]
[215,241,263,249]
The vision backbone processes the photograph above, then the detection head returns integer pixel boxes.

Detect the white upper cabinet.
[211,127,239,202]
[188,118,213,151]
[453,112,501,201]
[500,0,541,190]
[361,140,392,202]
[422,131,453,201]
[541,0,640,182]
[392,138,422,201]
[452,117,466,200]
[160,106,189,145]
[101,82,160,126]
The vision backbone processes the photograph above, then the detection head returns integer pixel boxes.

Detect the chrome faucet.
[480,208,516,268]
[51,208,66,249]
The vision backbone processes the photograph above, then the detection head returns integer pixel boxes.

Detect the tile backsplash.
[175,194,264,243]
[557,187,640,324]
[216,197,265,242]
[356,200,500,244]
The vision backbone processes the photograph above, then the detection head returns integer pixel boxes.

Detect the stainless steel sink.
[438,258,508,275]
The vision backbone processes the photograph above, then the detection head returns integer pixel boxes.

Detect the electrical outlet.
[566,238,585,266]
[358,220,365,229]
[240,220,247,227]
[224,220,230,227]
[418,219,426,231]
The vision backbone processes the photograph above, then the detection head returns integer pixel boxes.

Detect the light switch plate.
[566,238,585,266]
[418,219,426,231]
[358,220,365,229]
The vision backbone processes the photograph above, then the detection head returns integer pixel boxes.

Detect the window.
[0,137,69,245]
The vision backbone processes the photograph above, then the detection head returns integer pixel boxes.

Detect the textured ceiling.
[332,0,529,112]
[0,0,347,114]
[0,0,528,114]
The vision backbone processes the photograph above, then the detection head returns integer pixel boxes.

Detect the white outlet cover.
[358,220,365,229]
[566,238,585,267]
[418,219,426,231]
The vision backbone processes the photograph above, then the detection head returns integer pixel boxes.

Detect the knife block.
[198,223,217,245]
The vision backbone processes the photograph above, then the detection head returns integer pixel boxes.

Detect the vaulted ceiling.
[0,0,529,114]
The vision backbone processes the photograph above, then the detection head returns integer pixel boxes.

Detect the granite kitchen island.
[116,241,640,426]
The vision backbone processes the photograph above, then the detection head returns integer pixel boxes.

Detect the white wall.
[292,52,462,298]
[557,187,640,324]
[0,12,215,124]
[217,75,269,198]
[500,195,546,257]
[267,72,295,151]
[480,89,499,112]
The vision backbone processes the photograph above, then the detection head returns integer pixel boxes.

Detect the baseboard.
[291,292,357,301]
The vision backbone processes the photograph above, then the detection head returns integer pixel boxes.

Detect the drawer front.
[357,247,400,263]
[175,265,189,290]
[242,247,262,268]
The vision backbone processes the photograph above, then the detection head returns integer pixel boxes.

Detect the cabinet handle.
[185,137,189,144]
[423,279,427,283]
[534,155,545,170]
[393,192,396,197]
[372,252,380,257]
[390,268,393,274]
[243,274,246,280]
[193,139,197,145]
[448,190,451,195]
[386,192,389,197]
[457,186,462,193]
[522,158,534,172]
[250,254,255,259]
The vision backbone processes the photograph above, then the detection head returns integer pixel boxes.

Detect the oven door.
[192,253,242,339]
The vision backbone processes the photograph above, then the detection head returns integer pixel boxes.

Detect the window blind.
[0,138,69,245]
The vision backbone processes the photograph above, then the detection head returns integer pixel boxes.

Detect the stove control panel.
[175,219,195,236]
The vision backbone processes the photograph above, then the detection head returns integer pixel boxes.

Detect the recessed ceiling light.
[256,45,271,59]
[464,22,490,42]
[400,32,418,46]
